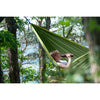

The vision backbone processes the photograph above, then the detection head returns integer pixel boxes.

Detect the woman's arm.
[59,54,71,68]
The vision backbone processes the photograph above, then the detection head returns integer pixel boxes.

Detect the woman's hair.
[50,50,60,60]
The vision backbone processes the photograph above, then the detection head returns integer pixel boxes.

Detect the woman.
[50,50,71,68]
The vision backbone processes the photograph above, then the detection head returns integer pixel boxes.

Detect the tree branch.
[66,25,74,38]
[23,30,28,51]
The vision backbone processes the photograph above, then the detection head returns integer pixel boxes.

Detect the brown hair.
[50,50,60,60]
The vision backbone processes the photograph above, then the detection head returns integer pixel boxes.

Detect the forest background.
[0,16,91,83]
[0,0,100,100]
[1,16,100,83]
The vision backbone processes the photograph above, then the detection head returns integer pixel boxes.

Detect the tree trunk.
[6,17,20,83]
[62,26,65,37]
[0,17,4,22]
[39,43,46,83]
[37,20,44,83]
[0,17,5,83]
[41,17,51,83]
[82,17,100,83]
[38,17,51,83]
[62,17,65,37]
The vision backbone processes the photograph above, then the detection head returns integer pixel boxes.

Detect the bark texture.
[6,17,20,83]
[82,17,100,83]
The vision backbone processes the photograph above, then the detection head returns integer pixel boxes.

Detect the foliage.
[45,59,93,83]
[15,17,39,83]
[0,16,92,83]
[15,17,28,32]
[1,48,9,69]
[31,17,45,21]
[0,29,20,82]
[0,30,19,49]
[20,66,39,83]
[0,17,39,83]
[45,60,62,83]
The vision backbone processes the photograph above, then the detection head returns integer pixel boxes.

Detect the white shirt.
[51,60,67,71]
[57,60,67,65]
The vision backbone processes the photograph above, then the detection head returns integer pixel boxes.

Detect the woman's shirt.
[57,60,67,65]
[51,60,67,71]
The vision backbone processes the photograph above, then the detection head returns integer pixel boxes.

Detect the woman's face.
[55,53,61,60]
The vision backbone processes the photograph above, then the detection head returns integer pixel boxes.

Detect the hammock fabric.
[31,23,90,73]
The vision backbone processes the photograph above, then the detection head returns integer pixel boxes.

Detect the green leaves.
[15,17,28,32]
[20,66,39,83]
[0,30,19,49]
[59,20,70,26]
[31,16,45,20]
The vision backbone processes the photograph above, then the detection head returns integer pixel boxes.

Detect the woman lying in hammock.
[50,50,72,68]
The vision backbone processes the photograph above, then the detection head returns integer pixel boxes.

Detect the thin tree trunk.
[39,43,46,83]
[62,17,65,37]
[82,17,100,83]
[6,17,20,83]
[37,19,46,83]
[62,26,65,37]
[41,17,51,83]
[66,26,73,38]
[37,20,45,83]
[38,17,51,83]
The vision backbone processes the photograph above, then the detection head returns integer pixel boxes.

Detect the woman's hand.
[65,54,71,58]
[59,54,71,68]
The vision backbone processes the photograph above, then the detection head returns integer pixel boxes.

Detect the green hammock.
[31,23,90,73]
